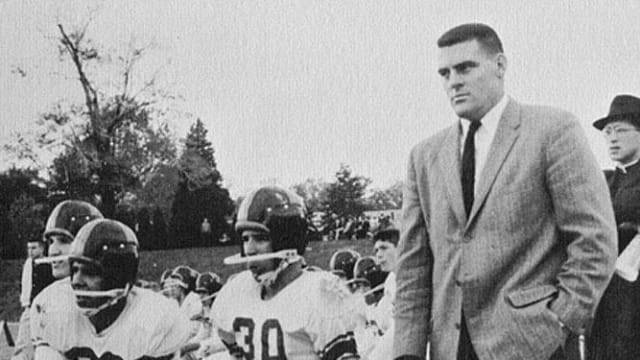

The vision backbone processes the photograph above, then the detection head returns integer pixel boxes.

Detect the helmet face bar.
[224,249,300,265]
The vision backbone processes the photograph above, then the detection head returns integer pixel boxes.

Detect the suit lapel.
[437,124,467,225]
[467,100,521,225]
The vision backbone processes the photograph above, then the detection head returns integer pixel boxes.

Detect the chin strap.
[254,256,298,288]
[73,283,131,317]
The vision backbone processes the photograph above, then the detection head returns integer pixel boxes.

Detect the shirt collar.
[616,158,640,174]
[459,94,509,134]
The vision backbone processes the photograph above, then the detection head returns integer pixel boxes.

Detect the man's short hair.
[373,228,400,246]
[437,23,503,55]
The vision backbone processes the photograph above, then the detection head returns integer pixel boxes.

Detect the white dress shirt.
[460,94,509,194]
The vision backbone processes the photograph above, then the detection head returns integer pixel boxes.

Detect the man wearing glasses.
[590,94,640,359]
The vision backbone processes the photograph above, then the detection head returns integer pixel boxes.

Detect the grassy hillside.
[0,239,374,322]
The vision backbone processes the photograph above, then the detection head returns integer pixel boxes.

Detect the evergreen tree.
[170,120,234,248]
[322,164,371,219]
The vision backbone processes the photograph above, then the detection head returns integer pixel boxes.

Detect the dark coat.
[589,161,640,359]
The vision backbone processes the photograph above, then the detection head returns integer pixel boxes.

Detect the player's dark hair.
[437,23,503,55]
[373,228,400,246]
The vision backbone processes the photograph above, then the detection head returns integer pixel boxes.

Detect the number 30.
[233,318,286,360]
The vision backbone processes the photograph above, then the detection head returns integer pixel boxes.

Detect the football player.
[210,185,360,360]
[162,265,203,340]
[14,200,103,360]
[186,272,226,360]
[38,200,104,279]
[30,218,191,360]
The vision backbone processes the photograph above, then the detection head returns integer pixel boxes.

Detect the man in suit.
[392,23,617,360]
[588,94,640,359]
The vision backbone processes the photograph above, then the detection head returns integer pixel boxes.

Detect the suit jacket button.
[455,323,461,330]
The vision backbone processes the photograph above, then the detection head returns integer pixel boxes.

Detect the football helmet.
[68,219,139,316]
[195,272,223,301]
[329,249,361,280]
[353,256,387,289]
[353,256,388,304]
[226,186,308,287]
[169,265,199,293]
[160,268,172,286]
[43,200,103,243]
[234,185,308,255]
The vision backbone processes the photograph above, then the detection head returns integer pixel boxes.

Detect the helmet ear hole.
[266,216,308,255]
[101,252,139,289]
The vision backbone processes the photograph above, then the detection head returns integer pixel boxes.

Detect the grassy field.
[0,238,375,322]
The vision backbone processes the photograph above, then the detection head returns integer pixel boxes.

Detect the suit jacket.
[392,100,617,360]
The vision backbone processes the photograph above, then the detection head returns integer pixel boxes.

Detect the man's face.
[27,242,45,259]
[70,261,107,309]
[604,120,640,165]
[199,292,214,309]
[242,230,277,281]
[48,234,73,279]
[437,39,506,122]
[163,284,185,303]
[374,240,398,272]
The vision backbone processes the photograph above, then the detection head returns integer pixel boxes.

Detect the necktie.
[462,120,481,216]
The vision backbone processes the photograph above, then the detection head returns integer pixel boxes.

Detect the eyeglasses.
[603,126,640,137]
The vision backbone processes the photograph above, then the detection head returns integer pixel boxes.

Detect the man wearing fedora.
[589,94,640,360]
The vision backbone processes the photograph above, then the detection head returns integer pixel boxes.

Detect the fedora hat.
[593,94,640,130]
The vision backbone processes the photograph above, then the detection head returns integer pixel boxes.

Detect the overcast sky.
[1,0,640,197]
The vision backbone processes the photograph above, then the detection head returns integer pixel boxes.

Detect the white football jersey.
[211,269,359,360]
[366,272,396,333]
[30,279,192,359]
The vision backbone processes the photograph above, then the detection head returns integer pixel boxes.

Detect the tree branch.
[57,24,99,120]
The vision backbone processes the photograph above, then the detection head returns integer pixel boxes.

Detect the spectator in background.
[200,218,212,246]
[394,23,616,360]
[589,94,640,359]
[369,229,399,360]
[13,237,54,360]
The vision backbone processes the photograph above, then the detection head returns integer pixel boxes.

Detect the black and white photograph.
[1,1,640,359]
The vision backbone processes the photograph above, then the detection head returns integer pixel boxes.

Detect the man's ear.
[495,53,507,79]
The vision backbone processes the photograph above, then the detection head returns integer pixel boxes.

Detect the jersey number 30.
[233,318,286,360]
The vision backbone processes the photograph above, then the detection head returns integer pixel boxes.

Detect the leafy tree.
[292,178,329,213]
[170,120,234,247]
[8,194,47,250]
[5,21,179,217]
[0,168,48,258]
[366,180,403,210]
[322,164,371,219]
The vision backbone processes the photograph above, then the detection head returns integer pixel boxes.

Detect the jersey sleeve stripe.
[319,332,359,360]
